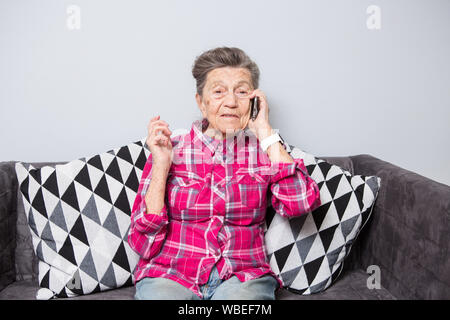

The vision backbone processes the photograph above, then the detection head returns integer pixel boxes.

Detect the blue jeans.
[134,264,279,300]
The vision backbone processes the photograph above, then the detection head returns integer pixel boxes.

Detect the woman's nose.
[222,92,238,107]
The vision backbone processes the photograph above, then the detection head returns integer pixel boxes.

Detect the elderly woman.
[128,47,321,300]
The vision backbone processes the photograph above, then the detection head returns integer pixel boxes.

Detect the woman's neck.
[203,124,225,141]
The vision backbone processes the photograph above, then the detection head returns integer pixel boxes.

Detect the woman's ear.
[195,93,207,118]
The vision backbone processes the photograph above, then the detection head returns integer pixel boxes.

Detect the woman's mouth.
[221,114,238,118]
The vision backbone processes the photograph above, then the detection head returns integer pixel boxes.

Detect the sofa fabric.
[349,155,450,300]
[1,154,449,299]
[0,268,396,300]
[0,162,18,292]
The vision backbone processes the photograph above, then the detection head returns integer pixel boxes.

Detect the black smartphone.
[250,96,259,121]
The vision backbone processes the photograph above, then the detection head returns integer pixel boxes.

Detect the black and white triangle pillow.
[15,138,150,299]
[264,146,381,295]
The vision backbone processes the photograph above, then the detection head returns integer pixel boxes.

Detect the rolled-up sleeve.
[269,158,321,218]
[127,154,169,260]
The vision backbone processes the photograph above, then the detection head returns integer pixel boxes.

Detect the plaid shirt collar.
[189,118,251,155]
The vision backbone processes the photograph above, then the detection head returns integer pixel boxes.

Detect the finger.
[154,134,167,146]
[257,92,267,103]
[148,116,160,133]
[149,123,171,138]
[164,136,171,147]
[161,136,172,148]
[152,119,169,126]
[149,116,170,130]
[149,115,160,126]
[251,89,266,102]
[255,93,267,110]
[151,125,172,137]
[149,120,170,134]
[249,89,261,98]
[147,118,169,129]
[243,114,250,129]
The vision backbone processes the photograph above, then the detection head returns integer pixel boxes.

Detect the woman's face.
[196,67,253,139]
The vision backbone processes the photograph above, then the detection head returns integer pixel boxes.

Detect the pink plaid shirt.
[128,118,321,298]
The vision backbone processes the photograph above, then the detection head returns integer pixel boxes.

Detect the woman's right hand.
[146,115,173,170]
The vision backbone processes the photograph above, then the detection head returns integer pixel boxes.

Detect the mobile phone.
[250,96,259,121]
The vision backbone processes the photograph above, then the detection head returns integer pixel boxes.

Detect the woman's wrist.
[256,125,274,141]
[145,178,167,215]
[266,142,294,163]
[257,126,294,163]
[152,162,170,178]
[145,164,170,215]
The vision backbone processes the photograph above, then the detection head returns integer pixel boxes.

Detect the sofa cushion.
[14,161,69,284]
[264,146,381,295]
[0,269,395,300]
[0,278,137,300]
[14,139,151,299]
[275,268,396,300]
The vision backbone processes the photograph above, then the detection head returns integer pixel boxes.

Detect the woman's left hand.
[245,89,273,140]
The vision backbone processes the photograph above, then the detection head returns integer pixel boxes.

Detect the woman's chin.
[220,126,245,135]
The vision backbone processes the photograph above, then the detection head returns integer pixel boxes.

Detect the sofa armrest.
[349,154,450,299]
[0,161,19,292]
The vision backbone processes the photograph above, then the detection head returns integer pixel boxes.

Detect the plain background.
[1,0,449,186]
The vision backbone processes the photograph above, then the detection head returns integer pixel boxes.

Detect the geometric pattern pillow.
[14,137,149,299]
[264,146,381,295]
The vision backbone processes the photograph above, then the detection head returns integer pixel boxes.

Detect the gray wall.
[1,0,449,186]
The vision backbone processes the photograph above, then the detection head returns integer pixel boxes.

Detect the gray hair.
[191,46,260,97]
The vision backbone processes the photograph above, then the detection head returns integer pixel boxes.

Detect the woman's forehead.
[207,67,252,85]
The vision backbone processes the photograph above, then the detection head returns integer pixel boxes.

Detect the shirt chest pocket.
[234,171,268,209]
[167,173,204,211]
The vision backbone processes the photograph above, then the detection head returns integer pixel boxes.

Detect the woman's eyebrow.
[210,81,224,87]
[210,80,251,87]
[236,80,251,86]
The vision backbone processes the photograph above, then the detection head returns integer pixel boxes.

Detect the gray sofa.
[1,154,449,300]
